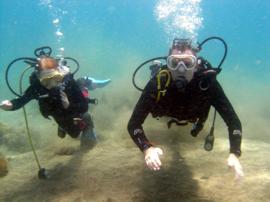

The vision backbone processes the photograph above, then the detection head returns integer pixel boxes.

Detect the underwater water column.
[39,0,67,57]
[154,0,203,42]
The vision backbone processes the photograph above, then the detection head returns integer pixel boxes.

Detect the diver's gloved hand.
[227,153,244,180]
[144,147,163,171]
[0,100,13,111]
[60,91,70,109]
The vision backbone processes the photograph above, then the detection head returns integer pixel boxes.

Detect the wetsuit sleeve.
[127,81,156,152]
[210,80,242,156]
[10,85,36,110]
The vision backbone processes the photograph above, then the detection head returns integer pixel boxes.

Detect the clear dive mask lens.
[167,54,197,71]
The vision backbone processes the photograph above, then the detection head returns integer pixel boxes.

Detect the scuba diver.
[0,47,111,149]
[128,38,244,179]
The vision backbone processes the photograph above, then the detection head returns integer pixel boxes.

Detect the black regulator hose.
[63,57,80,75]
[197,36,227,151]
[5,56,80,97]
[5,57,37,97]
[132,37,227,92]
[197,36,227,69]
[34,46,52,57]
[132,56,167,91]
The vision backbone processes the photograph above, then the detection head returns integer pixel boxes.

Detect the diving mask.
[167,54,197,71]
[39,69,64,89]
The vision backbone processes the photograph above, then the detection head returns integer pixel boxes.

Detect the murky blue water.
[0,1,270,201]
[1,0,269,81]
[1,0,269,137]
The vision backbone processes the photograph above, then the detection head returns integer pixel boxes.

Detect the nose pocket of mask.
[176,62,186,72]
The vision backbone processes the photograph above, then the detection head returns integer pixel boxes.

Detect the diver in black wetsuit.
[1,55,111,148]
[128,38,244,178]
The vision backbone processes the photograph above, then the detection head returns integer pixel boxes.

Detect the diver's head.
[167,38,198,92]
[37,57,64,89]
[38,57,58,71]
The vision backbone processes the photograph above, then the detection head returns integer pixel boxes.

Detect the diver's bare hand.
[227,153,244,180]
[60,91,70,109]
[0,100,13,111]
[144,147,163,171]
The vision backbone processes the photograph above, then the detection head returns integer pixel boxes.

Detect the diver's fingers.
[60,90,67,97]
[234,163,244,178]
[151,158,161,170]
[144,147,163,171]
[60,91,68,101]
[154,154,162,167]
[0,100,13,110]
[151,148,162,169]
[151,153,162,170]
[145,157,154,170]
[154,158,162,169]
[145,153,160,170]
[146,157,160,171]
[227,153,239,167]
[227,154,244,180]
[156,148,163,156]
[1,100,12,105]
[60,91,69,108]
[232,165,244,181]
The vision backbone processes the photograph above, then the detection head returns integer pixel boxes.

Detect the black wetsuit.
[10,73,89,138]
[128,67,242,156]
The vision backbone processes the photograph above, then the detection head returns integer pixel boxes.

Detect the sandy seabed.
[0,124,270,202]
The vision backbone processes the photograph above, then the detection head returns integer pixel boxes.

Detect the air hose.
[197,36,227,151]
[19,66,48,179]
[132,56,167,91]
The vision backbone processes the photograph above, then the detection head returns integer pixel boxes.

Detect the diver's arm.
[210,80,242,156]
[127,93,153,152]
[127,79,158,152]
[9,86,36,110]
[128,86,165,171]
[210,80,244,179]
[128,78,165,170]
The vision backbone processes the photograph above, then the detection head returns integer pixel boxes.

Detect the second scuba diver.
[128,38,244,179]
[0,47,111,149]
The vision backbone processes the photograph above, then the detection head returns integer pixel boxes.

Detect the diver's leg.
[58,125,66,138]
[80,113,97,148]
[190,121,204,137]
[56,117,81,139]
